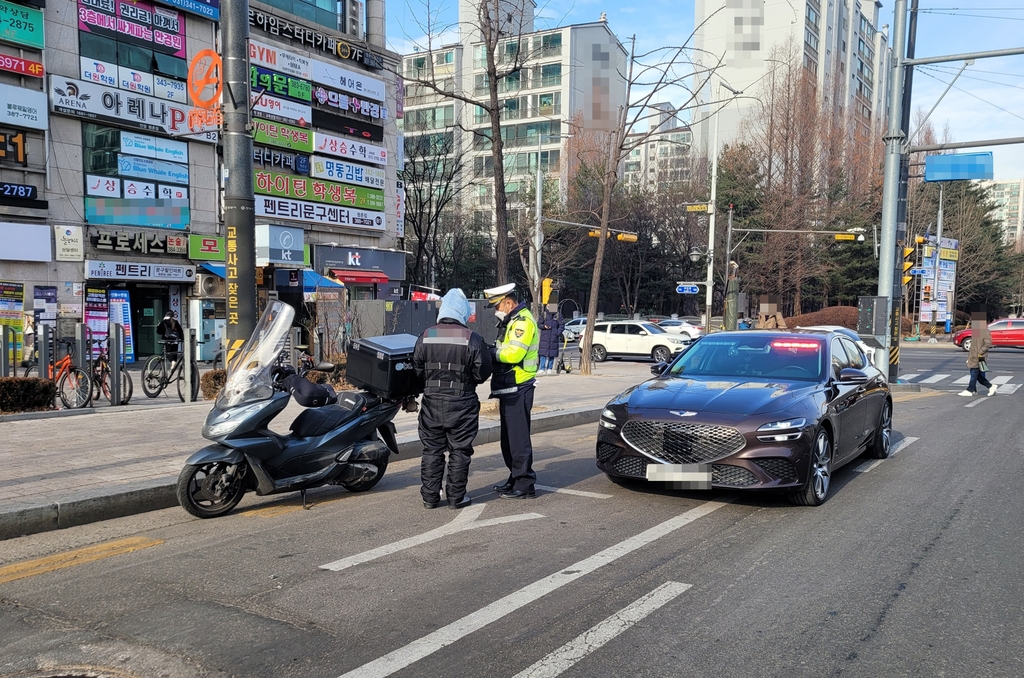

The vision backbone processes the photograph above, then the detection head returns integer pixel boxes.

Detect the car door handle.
[856,386,867,394]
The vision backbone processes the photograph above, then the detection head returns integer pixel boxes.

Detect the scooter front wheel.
[177,461,247,518]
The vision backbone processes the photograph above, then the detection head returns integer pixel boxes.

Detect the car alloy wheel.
[867,401,892,459]
[961,338,971,353]
[592,344,607,362]
[652,346,671,363]
[790,428,832,506]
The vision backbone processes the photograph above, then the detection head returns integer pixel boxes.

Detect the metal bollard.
[290,327,301,371]
[0,325,11,377]
[39,324,52,379]
[74,323,89,372]
[184,327,196,402]
[110,323,123,406]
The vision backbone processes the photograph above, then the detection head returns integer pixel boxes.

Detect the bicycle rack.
[75,323,95,408]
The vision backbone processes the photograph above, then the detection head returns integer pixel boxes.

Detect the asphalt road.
[3,386,1023,678]
[897,345,1024,393]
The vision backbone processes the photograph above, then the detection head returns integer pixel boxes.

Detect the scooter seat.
[290,393,369,438]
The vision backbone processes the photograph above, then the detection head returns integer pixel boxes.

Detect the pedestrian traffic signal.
[923,285,932,303]
[902,246,915,286]
[616,233,638,243]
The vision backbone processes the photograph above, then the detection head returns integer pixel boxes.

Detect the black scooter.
[176,301,414,518]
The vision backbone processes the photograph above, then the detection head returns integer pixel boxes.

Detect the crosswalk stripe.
[919,374,951,383]
[952,376,970,385]
[992,375,1013,385]
[900,373,921,382]
[999,384,1021,395]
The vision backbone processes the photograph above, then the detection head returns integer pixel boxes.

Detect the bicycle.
[22,338,93,409]
[142,340,199,402]
[90,338,133,405]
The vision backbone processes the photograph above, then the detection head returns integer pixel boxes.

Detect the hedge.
[0,377,57,413]
[200,369,227,400]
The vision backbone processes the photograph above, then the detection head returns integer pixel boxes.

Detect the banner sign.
[77,0,187,59]
[0,181,36,199]
[254,169,385,211]
[91,227,187,254]
[85,197,189,229]
[253,118,313,152]
[248,8,384,69]
[118,153,189,184]
[108,288,135,362]
[253,146,309,174]
[0,0,44,50]
[117,65,154,96]
[395,179,405,238]
[33,285,57,330]
[188,234,224,261]
[249,39,311,80]
[86,173,186,201]
[84,286,109,358]
[314,131,386,166]
[0,53,44,78]
[159,0,217,21]
[81,56,117,87]
[250,65,311,103]
[311,109,383,142]
[312,84,386,121]
[55,225,85,261]
[0,82,47,130]
[153,74,187,103]
[0,280,24,364]
[309,155,386,189]
[255,223,304,266]
[310,58,385,101]
[50,78,219,141]
[255,195,385,231]
[86,259,196,281]
[250,90,311,127]
[120,130,188,163]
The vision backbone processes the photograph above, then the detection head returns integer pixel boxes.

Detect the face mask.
[494,311,507,321]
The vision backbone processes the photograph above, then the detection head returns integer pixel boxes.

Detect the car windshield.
[642,323,666,334]
[667,335,825,381]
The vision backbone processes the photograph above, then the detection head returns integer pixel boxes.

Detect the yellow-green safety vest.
[493,307,539,393]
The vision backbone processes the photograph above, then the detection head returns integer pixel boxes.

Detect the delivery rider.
[484,283,540,499]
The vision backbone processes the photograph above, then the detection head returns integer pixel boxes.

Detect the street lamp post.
[532,132,571,313]
[704,81,742,331]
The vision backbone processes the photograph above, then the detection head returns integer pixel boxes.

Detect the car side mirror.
[838,367,869,384]
[651,362,667,376]
[639,330,648,336]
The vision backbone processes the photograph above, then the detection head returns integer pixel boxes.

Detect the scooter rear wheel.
[342,459,388,493]
[177,461,247,518]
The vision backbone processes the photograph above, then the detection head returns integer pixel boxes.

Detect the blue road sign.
[909,268,931,276]
[676,285,700,294]
[924,152,993,182]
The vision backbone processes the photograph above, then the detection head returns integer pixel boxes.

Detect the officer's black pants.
[419,394,480,504]
[499,383,536,491]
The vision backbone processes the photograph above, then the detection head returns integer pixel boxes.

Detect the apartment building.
[980,179,1024,250]
[623,104,693,188]
[691,0,892,155]
[400,8,627,228]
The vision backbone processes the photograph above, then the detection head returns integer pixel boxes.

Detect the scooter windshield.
[215,300,295,409]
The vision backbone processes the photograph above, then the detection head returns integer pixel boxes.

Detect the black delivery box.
[347,334,424,399]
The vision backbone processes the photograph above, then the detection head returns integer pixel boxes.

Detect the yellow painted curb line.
[0,536,164,585]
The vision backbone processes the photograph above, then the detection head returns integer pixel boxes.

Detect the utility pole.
[532,133,543,316]
[875,0,909,375]
[222,0,257,363]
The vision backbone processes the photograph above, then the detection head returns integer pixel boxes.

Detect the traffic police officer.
[484,283,540,499]
[413,289,493,509]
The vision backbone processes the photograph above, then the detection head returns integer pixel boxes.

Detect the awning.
[304,270,343,292]
[201,263,226,278]
[329,268,389,284]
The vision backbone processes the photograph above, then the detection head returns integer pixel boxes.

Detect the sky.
[384,1,1024,181]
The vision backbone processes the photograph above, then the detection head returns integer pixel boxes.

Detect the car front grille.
[711,464,759,487]
[621,420,746,464]
[755,458,798,483]
[612,455,649,477]
[597,443,620,463]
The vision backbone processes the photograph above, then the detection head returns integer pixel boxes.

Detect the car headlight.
[757,418,806,432]
[756,418,806,442]
[668,338,685,344]
[600,408,618,429]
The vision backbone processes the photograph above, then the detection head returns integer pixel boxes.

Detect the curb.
[0,406,604,541]
[889,383,923,393]
[0,398,213,423]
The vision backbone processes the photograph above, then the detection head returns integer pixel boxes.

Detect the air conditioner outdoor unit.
[348,0,364,40]
[193,273,226,298]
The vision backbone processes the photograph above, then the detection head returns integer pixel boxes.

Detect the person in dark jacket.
[537,304,565,375]
[413,288,493,509]
[156,310,184,363]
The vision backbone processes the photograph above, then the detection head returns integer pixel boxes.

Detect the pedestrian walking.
[958,310,996,397]
[537,303,565,375]
[484,283,540,499]
[413,289,493,509]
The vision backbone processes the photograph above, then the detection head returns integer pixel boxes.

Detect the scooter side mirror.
[314,361,335,371]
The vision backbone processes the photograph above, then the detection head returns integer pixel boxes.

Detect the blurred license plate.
[647,463,711,489]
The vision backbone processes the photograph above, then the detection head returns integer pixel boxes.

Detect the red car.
[953,319,1024,352]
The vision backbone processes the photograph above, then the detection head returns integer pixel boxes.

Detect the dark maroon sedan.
[596,330,891,506]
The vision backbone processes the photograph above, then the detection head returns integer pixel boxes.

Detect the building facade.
[399,10,627,230]
[692,0,892,155]
[0,0,401,363]
[979,179,1024,250]
[623,104,692,188]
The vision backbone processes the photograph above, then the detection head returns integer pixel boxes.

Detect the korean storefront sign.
[86,259,196,281]
[54,225,85,261]
[120,130,188,163]
[255,196,385,231]
[313,131,386,166]
[85,197,190,229]
[50,78,219,141]
[118,154,189,184]
[251,65,311,104]
[188,234,224,261]
[254,169,385,211]
[0,0,44,50]
[248,8,384,69]
[0,83,47,131]
[249,39,311,80]
[0,53,44,78]
[78,0,187,59]
[255,224,304,266]
[250,90,311,127]
[312,84,387,121]
[253,146,309,174]
[90,228,188,254]
[312,109,383,143]
[160,0,218,21]
[309,155,385,189]
[0,222,50,261]
[86,174,187,201]
[310,58,385,101]
[253,118,313,153]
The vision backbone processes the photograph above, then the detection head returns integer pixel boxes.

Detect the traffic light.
[923,285,931,303]
[588,229,602,237]
[616,233,638,243]
[542,278,553,304]
[902,246,915,286]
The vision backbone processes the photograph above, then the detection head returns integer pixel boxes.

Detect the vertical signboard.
[108,289,135,362]
[0,280,25,364]
[84,286,110,358]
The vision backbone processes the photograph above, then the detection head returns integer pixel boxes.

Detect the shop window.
[82,123,121,176]
[80,32,117,63]
[154,52,188,79]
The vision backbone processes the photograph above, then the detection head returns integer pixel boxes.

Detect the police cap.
[483,282,516,307]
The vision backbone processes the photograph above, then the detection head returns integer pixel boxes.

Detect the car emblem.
[670,410,698,417]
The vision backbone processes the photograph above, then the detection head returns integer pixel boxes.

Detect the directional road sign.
[909,268,931,276]
[685,204,709,212]
[676,285,700,294]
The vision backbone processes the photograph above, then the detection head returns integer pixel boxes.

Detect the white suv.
[589,321,690,363]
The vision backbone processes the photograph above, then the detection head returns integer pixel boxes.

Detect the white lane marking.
[952,376,970,385]
[853,459,885,474]
[511,581,693,678]
[320,504,543,572]
[334,501,730,678]
[991,375,1013,385]
[965,398,988,408]
[889,437,919,456]
[899,373,921,382]
[999,384,1021,395]
[919,374,951,384]
[535,485,613,499]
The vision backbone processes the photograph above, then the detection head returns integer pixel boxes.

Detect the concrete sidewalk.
[0,361,652,540]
